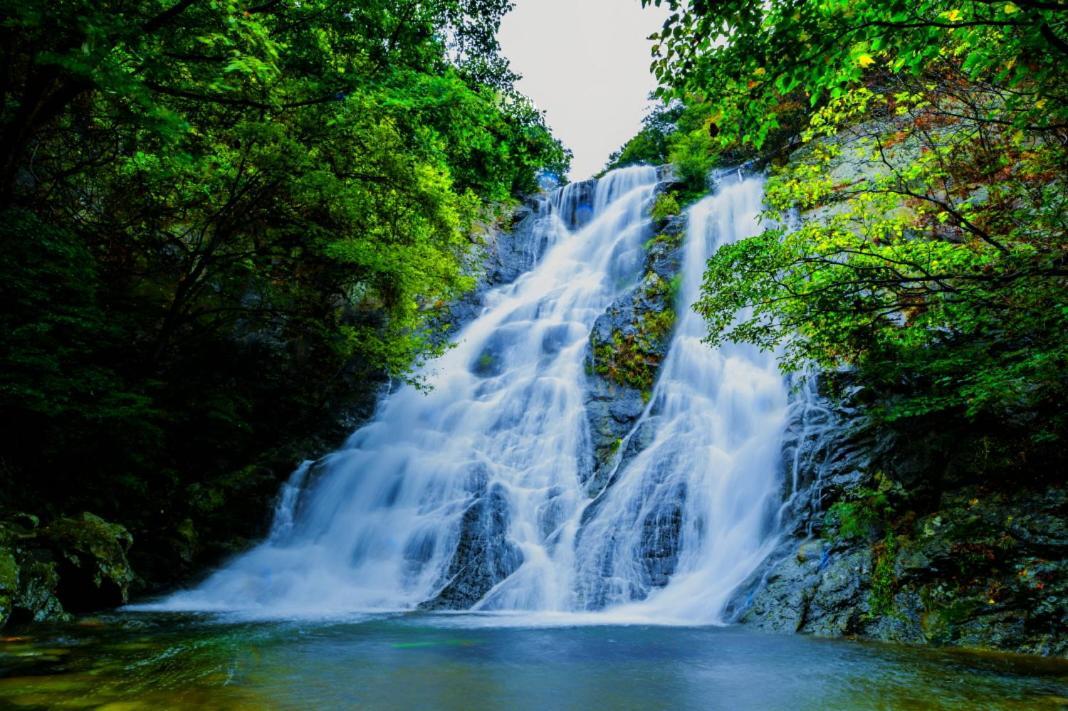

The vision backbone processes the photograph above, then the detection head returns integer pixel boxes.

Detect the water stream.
[141,167,788,622]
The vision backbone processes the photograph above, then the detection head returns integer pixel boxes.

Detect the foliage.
[604,99,683,171]
[867,531,899,619]
[650,192,681,222]
[605,97,739,202]
[644,0,1068,150]
[0,0,567,587]
[643,1,1068,442]
[591,275,677,391]
[824,485,893,541]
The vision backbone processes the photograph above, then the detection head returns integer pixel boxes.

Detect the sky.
[498,0,669,181]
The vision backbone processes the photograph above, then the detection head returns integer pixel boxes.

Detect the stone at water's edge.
[0,512,133,627]
[419,484,524,610]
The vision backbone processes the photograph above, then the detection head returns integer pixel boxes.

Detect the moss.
[15,557,67,624]
[919,591,981,644]
[650,192,681,221]
[668,274,683,301]
[0,549,18,626]
[592,301,677,392]
[643,231,684,251]
[823,472,904,542]
[0,511,135,627]
[824,487,890,540]
[44,513,134,595]
[866,532,899,620]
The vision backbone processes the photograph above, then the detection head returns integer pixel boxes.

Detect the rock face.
[551,179,597,229]
[421,173,692,607]
[420,484,523,610]
[443,198,556,330]
[731,375,1068,657]
[0,512,134,627]
[583,186,685,496]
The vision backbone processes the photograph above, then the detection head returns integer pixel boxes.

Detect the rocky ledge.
[583,181,686,496]
[731,376,1068,657]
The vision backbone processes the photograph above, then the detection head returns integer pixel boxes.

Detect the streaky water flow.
[148,168,787,622]
[572,176,785,621]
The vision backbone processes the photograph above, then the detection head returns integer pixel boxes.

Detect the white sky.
[498,0,668,181]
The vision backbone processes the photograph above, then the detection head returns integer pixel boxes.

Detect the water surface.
[2,613,1066,709]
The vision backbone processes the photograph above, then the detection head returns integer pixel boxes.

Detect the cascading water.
[149,168,789,622]
[571,175,787,622]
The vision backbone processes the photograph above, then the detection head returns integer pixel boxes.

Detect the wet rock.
[553,179,597,229]
[800,548,873,637]
[739,369,1068,656]
[867,590,927,645]
[12,556,66,624]
[639,489,685,589]
[470,330,512,378]
[481,199,560,289]
[582,378,645,495]
[441,197,551,333]
[0,517,65,626]
[540,323,577,357]
[0,512,132,627]
[735,549,819,632]
[420,485,523,610]
[655,164,680,185]
[583,186,684,491]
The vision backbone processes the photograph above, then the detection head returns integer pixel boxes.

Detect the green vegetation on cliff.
[648,0,1067,435]
[640,0,1067,650]
[0,0,568,617]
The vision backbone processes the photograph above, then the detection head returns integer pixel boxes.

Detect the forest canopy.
[0,0,568,580]
[636,0,1068,454]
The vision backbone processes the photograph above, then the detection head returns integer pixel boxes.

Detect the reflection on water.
[1,614,1066,710]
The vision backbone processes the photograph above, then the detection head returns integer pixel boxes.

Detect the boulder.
[0,511,133,628]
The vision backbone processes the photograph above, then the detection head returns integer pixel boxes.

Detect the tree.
[0,0,568,584]
[644,0,1067,441]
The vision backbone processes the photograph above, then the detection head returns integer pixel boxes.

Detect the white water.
[147,168,788,623]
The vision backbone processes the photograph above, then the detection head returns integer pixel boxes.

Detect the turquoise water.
[1,614,1066,709]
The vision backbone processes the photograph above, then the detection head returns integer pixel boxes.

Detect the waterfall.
[147,168,789,622]
[570,175,786,622]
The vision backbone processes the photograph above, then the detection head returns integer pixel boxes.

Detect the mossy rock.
[13,556,67,624]
[42,513,133,613]
[0,549,18,626]
[589,274,678,392]
[919,596,982,644]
